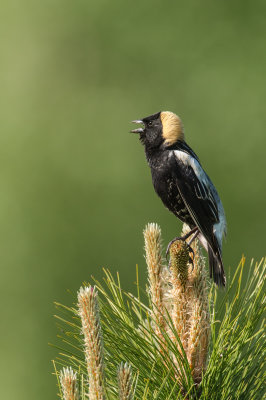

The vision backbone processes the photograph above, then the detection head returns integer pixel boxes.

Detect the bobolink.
[131,111,226,286]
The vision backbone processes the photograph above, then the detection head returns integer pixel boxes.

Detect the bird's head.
[130,111,184,149]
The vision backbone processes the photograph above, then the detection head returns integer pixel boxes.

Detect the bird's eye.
[148,121,153,127]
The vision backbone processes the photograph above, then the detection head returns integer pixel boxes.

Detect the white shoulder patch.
[174,149,227,245]
[174,150,207,185]
[174,150,190,164]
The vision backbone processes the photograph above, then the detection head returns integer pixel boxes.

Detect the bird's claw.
[166,238,195,270]
[165,237,183,259]
[187,244,195,270]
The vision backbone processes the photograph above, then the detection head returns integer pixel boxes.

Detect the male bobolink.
[131,111,226,286]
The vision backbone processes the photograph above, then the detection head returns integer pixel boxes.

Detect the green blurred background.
[0,0,265,398]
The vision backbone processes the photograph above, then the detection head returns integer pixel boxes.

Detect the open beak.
[130,120,144,133]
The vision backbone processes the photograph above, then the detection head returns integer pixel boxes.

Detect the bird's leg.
[165,226,198,259]
[188,229,200,246]
[187,229,200,269]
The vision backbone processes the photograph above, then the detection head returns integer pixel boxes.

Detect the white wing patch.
[174,150,227,246]
[174,150,208,185]
[214,206,227,247]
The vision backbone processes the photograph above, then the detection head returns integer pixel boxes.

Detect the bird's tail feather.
[208,245,226,287]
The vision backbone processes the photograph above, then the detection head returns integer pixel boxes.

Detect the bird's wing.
[172,150,219,244]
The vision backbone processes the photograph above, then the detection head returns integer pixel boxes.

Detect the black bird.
[131,111,226,286]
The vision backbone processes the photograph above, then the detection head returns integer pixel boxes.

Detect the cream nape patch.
[160,111,184,145]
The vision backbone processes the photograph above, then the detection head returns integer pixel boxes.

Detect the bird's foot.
[166,238,195,271]
[166,237,182,259]
[165,227,198,260]
[165,237,195,260]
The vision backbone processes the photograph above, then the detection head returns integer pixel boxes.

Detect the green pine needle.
[52,256,265,399]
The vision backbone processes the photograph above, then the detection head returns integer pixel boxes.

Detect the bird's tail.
[208,244,226,287]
